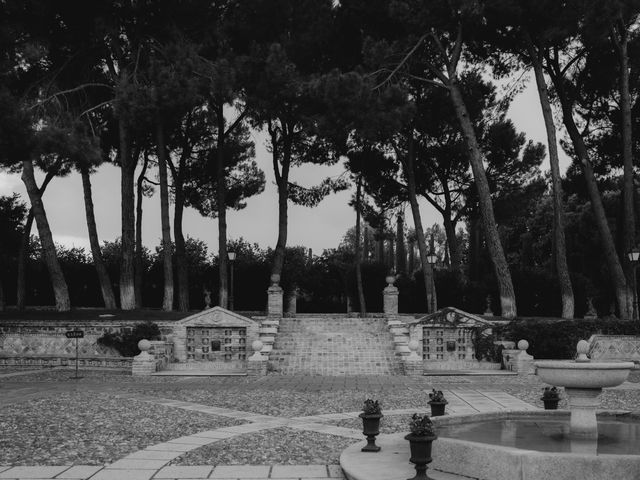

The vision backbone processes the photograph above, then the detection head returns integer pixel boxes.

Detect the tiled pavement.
[0,380,538,480]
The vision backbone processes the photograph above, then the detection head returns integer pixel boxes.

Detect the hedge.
[498,318,640,359]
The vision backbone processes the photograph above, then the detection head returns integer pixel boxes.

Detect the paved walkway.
[0,376,537,480]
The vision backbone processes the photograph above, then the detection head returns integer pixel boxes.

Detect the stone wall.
[588,335,640,363]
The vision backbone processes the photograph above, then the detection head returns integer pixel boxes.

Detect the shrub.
[362,399,382,415]
[409,413,436,437]
[97,321,161,357]
[499,318,640,359]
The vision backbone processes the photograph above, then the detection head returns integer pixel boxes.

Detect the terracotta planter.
[404,433,437,480]
[359,412,383,452]
[428,401,447,417]
[542,398,559,410]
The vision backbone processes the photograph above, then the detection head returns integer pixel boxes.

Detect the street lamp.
[426,234,437,313]
[627,246,639,321]
[228,250,236,311]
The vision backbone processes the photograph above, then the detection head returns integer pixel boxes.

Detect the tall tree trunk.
[173,171,189,311]
[548,61,631,319]
[156,122,174,311]
[363,224,371,261]
[469,216,481,282]
[21,159,70,311]
[271,133,292,280]
[355,175,366,315]
[80,167,117,309]
[449,81,517,318]
[408,238,415,275]
[134,154,149,309]
[396,212,406,275]
[560,97,631,319]
[119,119,137,310]
[526,38,574,318]
[613,24,636,319]
[442,207,460,272]
[215,105,229,308]
[17,169,56,310]
[17,209,34,310]
[376,225,384,263]
[403,139,435,312]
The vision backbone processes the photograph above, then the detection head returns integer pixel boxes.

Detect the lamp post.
[426,234,438,314]
[228,250,236,311]
[627,246,639,321]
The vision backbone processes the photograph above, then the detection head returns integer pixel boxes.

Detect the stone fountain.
[535,339,634,439]
[340,341,639,480]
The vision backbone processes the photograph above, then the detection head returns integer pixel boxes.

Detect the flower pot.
[359,412,383,452]
[428,402,446,417]
[404,433,437,480]
[542,398,559,410]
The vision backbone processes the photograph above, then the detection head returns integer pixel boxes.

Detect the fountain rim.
[340,410,640,480]
[535,360,636,370]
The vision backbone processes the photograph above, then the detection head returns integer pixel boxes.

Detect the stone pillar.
[286,287,297,315]
[132,339,156,376]
[267,274,283,318]
[247,340,267,377]
[566,387,601,439]
[402,340,423,376]
[516,339,534,375]
[383,275,398,318]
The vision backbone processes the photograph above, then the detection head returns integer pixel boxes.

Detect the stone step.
[270,316,401,375]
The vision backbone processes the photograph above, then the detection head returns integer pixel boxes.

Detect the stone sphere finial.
[408,340,419,352]
[517,339,529,351]
[576,340,590,362]
[138,339,151,352]
[270,274,280,286]
[385,275,396,286]
[252,340,264,353]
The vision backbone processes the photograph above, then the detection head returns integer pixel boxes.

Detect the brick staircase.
[268,316,401,375]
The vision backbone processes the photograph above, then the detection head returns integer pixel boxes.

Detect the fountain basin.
[339,411,640,480]
[536,360,634,388]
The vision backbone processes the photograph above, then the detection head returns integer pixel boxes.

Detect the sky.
[0,74,571,257]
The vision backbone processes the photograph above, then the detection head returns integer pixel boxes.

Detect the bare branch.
[449,24,464,75]
[78,100,112,119]
[373,34,428,90]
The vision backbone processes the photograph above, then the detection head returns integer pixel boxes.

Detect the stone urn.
[404,433,437,480]
[359,399,383,452]
[359,412,383,452]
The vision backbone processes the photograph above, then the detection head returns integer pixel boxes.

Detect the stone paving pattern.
[0,368,547,480]
[3,368,640,480]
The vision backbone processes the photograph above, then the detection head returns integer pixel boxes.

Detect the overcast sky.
[0,75,571,257]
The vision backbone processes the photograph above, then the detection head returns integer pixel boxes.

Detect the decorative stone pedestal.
[132,339,156,376]
[515,339,534,375]
[247,340,267,377]
[383,275,398,318]
[402,340,423,376]
[267,274,283,318]
[565,387,601,439]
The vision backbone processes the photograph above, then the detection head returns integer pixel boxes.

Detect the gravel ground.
[2,369,638,467]
[171,428,355,465]
[0,391,245,465]
[0,368,180,383]
[0,367,49,375]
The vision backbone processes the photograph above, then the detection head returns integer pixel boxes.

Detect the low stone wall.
[0,320,156,370]
[588,334,640,364]
[0,355,133,369]
[423,360,501,371]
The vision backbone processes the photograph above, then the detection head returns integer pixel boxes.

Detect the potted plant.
[359,399,383,452]
[427,389,447,417]
[541,386,560,410]
[405,413,437,480]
